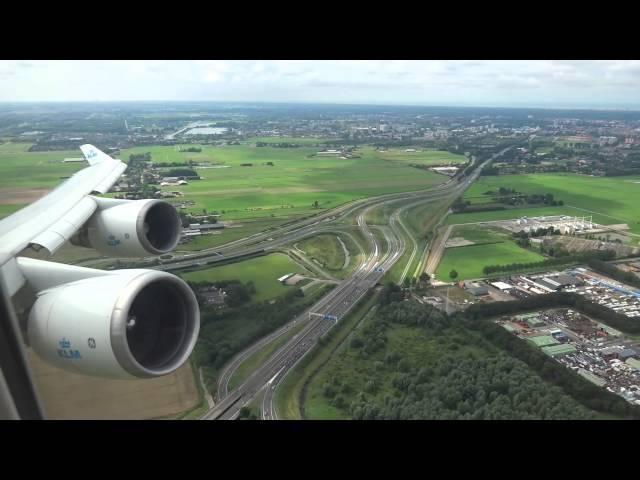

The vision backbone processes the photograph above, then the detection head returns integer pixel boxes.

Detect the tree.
[449,269,458,280]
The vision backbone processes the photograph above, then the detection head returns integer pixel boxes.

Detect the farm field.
[366,147,467,166]
[0,142,455,237]
[461,173,640,233]
[449,225,509,244]
[29,351,198,420]
[121,144,449,221]
[180,253,306,302]
[435,232,545,281]
[0,143,85,214]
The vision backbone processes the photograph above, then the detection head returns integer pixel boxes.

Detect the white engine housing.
[26,267,200,379]
[72,199,182,257]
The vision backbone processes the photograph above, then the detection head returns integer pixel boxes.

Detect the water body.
[185,127,228,135]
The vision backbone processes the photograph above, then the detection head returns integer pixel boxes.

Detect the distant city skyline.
[1,60,640,109]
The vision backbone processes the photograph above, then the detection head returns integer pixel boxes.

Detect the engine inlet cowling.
[27,269,200,379]
[71,199,182,257]
[136,200,182,255]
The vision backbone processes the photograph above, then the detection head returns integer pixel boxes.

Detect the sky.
[1,60,640,109]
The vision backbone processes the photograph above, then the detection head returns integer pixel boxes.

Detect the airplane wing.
[0,144,199,402]
[0,145,127,258]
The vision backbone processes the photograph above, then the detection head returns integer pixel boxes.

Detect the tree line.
[464,290,640,336]
[482,249,615,275]
[586,258,640,290]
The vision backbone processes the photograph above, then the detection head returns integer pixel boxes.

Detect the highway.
[141,176,462,271]
[203,206,399,420]
[153,189,456,274]
[197,148,510,420]
[257,156,501,419]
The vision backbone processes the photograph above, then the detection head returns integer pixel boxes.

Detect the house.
[199,287,226,307]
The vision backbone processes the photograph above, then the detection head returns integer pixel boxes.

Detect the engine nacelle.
[72,199,182,257]
[27,269,199,379]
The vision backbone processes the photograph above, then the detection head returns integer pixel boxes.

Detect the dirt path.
[336,235,350,269]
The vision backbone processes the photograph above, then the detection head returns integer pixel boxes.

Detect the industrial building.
[578,368,606,386]
[495,308,640,405]
[527,335,560,347]
[503,215,598,235]
[515,312,545,328]
[278,273,294,284]
[542,344,577,357]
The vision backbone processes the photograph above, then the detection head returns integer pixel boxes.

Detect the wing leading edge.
[0,145,127,257]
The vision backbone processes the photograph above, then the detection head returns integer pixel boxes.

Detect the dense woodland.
[309,283,636,420]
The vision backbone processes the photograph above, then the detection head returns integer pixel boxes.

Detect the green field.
[449,225,510,244]
[435,227,545,280]
[368,147,467,166]
[457,173,640,233]
[296,234,347,272]
[180,253,306,302]
[0,143,85,207]
[0,142,85,187]
[0,143,454,224]
[120,144,449,221]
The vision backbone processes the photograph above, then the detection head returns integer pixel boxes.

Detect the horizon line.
[1,99,640,113]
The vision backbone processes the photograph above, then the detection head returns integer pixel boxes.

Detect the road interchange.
[194,150,507,420]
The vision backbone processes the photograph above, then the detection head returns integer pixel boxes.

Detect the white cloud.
[0,60,639,107]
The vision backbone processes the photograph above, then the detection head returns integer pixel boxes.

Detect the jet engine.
[71,198,182,257]
[25,266,199,379]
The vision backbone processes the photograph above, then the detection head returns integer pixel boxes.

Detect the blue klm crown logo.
[107,234,121,247]
[57,337,81,360]
[87,149,97,159]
